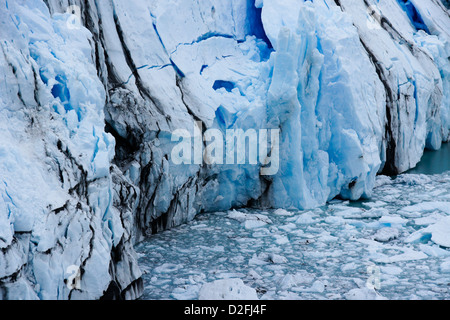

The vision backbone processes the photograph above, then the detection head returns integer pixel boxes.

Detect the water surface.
[137,172,450,300]
[408,143,450,175]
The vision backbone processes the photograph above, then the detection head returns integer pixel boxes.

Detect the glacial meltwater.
[408,143,450,175]
[137,148,450,300]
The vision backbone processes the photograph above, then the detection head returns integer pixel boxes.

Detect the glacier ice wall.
[0,0,449,299]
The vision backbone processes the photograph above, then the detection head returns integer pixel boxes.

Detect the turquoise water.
[136,144,450,300]
[408,143,450,175]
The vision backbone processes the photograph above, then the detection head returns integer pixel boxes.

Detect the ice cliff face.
[0,0,449,299]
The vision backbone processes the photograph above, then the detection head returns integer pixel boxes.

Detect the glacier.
[0,0,449,299]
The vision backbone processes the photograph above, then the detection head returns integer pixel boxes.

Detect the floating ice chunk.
[171,285,201,300]
[328,202,350,210]
[414,213,447,226]
[341,263,358,273]
[380,266,403,276]
[188,273,207,285]
[327,199,347,205]
[378,215,408,228]
[198,246,225,253]
[358,238,429,263]
[345,288,387,300]
[395,174,432,186]
[248,269,262,280]
[373,227,400,242]
[293,280,326,293]
[397,210,423,219]
[294,212,317,225]
[366,208,390,218]
[217,272,247,280]
[229,255,245,265]
[227,210,273,225]
[277,276,295,291]
[375,249,428,264]
[249,253,269,266]
[153,263,182,274]
[374,176,393,188]
[198,279,258,300]
[309,281,325,293]
[339,208,389,220]
[419,244,450,257]
[268,253,288,264]
[244,220,270,230]
[278,271,315,290]
[279,223,297,232]
[441,259,450,273]
[400,202,450,215]
[363,201,388,209]
[273,209,294,216]
[406,216,450,248]
[324,216,346,225]
[318,232,338,243]
[249,252,288,266]
[190,224,210,230]
[334,208,365,219]
[380,194,402,203]
[273,235,290,245]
